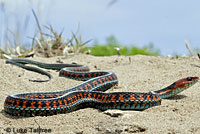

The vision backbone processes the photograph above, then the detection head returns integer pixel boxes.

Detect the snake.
[4,58,199,117]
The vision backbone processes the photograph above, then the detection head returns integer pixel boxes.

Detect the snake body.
[4,59,199,117]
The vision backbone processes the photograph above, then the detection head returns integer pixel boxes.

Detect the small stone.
[74,130,83,134]
[103,110,123,117]
[105,128,112,134]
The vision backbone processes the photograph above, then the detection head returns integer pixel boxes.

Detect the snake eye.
[187,77,193,81]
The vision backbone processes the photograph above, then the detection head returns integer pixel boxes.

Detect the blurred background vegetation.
[0,0,161,58]
[82,36,160,56]
[0,0,198,58]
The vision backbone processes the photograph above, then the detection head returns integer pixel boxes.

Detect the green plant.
[83,35,160,56]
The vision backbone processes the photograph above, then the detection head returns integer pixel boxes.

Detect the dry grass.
[185,40,200,57]
[0,9,91,59]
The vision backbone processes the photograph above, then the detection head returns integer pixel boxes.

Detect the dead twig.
[185,40,193,56]
[197,53,200,60]
[32,9,43,40]
[114,47,120,56]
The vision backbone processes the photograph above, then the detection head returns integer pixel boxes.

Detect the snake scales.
[4,58,199,117]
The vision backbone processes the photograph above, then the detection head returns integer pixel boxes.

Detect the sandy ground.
[0,54,200,134]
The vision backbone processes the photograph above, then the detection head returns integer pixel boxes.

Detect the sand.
[0,54,200,134]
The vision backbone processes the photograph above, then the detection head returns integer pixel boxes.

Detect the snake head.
[156,76,199,99]
[173,77,199,89]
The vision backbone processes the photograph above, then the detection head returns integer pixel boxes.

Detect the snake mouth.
[182,77,199,87]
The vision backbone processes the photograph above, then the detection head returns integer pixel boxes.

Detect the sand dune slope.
[0,54,200,134]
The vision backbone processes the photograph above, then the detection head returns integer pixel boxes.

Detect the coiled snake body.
[4,59,199,117]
